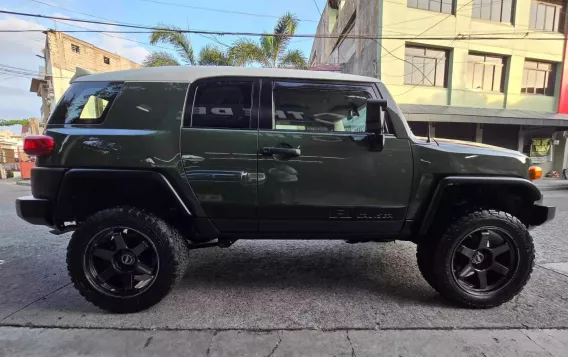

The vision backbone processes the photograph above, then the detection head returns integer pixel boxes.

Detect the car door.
[180,77,260,232]
[256,79,413,234]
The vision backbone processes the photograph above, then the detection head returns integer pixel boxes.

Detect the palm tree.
[143,24,232,67]
[198,44,232,66]
[229,12,307,69]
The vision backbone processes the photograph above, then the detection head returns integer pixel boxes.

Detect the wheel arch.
[54,169,218,240]
[418,176,542,237]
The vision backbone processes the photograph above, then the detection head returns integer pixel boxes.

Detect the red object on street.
[19,161,34,179]
[23,135,54,156]
[558,22,568,113]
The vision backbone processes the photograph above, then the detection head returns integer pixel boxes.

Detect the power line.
[28,0,173,51]
[0,29,562,41]
[1,10,564,41]
[312,0,323,17]
[380,0,475,59]
[135,0,318,22]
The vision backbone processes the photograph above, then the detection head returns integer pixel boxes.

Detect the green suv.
[16,66,555,313]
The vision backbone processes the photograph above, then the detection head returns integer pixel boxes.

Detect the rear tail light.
[528,166,542,181]
[23,135,55,156]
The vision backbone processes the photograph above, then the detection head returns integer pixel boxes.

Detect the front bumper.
[15,196,54,227]
[528,203,556,227]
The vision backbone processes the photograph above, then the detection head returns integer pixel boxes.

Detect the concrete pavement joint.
[0,282,71,322]
[205,330,218,357]
[2,323,568,332]
[537,264,568,278]
[346,330,356,357]
[265,331,281,357]
[519,329,555,357]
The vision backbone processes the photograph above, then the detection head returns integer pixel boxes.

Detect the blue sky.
[0,0,325,133]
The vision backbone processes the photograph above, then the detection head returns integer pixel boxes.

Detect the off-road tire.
[427,210,534,308]
[67,207,189,313]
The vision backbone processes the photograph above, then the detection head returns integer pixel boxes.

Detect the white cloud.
[0,17,46,121]
[95,27,150,64]
[0,14,151,122]
[47,16,150,64]
[0,17,45,56]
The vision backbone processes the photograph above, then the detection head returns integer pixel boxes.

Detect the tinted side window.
[272,82,373,133]
[191,81,253,129]
[49,81,123,125]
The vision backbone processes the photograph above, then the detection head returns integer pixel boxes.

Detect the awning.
[399,104,568,128]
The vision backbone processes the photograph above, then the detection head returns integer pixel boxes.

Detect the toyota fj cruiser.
[16,66,555,313]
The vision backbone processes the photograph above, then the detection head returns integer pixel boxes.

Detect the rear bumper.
[528,203,555,227]
[15,196,54,227]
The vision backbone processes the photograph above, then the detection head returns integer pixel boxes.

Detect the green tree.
[0,119,30,127]
[143,24,232,67]
[229,12,307,69]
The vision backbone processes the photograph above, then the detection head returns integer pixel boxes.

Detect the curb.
[537,185,568,191]
[15,181,31,187]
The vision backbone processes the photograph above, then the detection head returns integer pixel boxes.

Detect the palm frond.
[279,49,307,69]
[274,12,298,35]
[142,51,181,67]
[229,38,267,67]
[198,44,232,66]
[150,23,195,65]
[270,12,300,66]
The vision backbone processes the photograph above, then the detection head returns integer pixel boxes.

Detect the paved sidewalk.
[535,178,568,191]
[1,326,567,356]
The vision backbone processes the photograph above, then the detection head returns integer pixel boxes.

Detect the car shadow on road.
[179,240,450,307]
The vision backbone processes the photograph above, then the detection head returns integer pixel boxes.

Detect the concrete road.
[1,182,567,356]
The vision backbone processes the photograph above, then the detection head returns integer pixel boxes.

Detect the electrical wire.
[135,0,318,22]
[1,10,563,41]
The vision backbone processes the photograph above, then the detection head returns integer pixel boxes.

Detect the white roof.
[73,66,379,83]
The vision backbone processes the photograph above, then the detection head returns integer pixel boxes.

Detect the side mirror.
[365,99,387,151]
[366,99,387,133]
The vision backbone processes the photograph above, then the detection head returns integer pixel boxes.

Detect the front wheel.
[424,210,534,308]
[67,207,189,313]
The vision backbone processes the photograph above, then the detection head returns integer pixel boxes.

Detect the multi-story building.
[310,0,568,173]
[29,31,141,124]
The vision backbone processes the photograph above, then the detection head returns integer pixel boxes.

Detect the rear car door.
[256,79,413,234]
[180,77,260,232]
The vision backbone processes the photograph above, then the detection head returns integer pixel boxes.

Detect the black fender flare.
[418,176,542,236]
[54,169,220,239]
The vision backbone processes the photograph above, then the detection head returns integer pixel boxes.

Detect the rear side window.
[190,81,253,129]
[49,81,123,125]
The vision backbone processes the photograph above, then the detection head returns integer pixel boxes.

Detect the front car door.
[180,77,260,232]
[257,79,413,235]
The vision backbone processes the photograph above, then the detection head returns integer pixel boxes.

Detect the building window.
[466,53,505,92]
[530,1,564,32]
[472,0,514,23]
[327,19,356,64]
[407,0,453,14]
[103,56,110,65]
[71,44,80,53]
[521,60,556,96]
[404,46,448,87]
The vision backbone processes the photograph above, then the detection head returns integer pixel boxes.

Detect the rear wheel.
[67,207,189,313]
[422,210,534,308]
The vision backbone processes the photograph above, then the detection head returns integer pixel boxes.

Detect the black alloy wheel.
[425,210,534,308]
[451,227,518,293]
[84,227,159,298]
[67,207,189,313]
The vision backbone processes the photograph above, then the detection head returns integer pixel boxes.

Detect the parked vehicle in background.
[16,66,555,312]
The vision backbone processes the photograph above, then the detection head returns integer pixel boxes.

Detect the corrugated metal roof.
[399,104,568,127]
